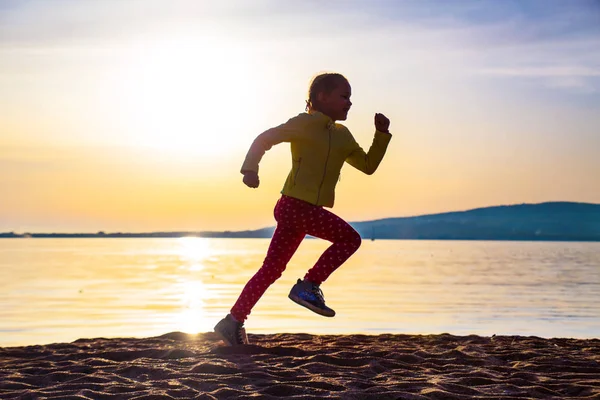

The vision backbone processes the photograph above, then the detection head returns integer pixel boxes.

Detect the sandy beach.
[0,333,599,399]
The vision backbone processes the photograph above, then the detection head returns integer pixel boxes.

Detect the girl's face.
[317,80,352,121]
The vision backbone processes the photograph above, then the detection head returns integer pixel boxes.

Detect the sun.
[115,36,263,159]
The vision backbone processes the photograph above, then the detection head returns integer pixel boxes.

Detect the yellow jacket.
[241,111,392,207]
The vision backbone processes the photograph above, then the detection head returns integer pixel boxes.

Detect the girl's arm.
[345,113,392,175]
[345,130,392,175]
[240,114,306,175]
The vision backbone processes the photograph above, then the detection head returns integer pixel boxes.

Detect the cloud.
[479,66,600,78]
[479,65,600,93]
[1,0,599,96]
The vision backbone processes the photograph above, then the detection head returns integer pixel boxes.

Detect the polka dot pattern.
[230,195,362,322]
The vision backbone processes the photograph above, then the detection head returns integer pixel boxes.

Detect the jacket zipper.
[293,157,302,185]
[316,129,331,204]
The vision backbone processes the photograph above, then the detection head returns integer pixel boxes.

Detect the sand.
[1,332,599,399]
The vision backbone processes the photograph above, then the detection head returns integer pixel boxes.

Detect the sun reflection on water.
[174,280,213,333]
[178,237,210,264]
[172,237,215,333]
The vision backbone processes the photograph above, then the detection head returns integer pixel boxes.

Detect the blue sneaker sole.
[288,293,335,317]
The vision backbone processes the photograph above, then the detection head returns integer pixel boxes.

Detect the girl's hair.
[306,73,348,111]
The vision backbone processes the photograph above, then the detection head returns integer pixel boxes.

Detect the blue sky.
[3,1,598,99]
[1,0,599,232]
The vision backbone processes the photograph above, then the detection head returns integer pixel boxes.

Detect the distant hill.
[350,202,600,241]
[1,202,599,241]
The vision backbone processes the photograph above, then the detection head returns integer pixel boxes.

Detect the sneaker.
[288,279,336,317]
[214,314,248,346]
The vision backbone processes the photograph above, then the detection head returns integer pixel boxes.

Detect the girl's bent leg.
[303,208,362,285]
[230,224,305,323]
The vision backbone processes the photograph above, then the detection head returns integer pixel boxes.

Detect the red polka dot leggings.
[230,195,362,322]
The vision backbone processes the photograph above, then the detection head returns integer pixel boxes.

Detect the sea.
[1,238,599,347]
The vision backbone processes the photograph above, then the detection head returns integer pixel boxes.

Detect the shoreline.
[2,332,599,399]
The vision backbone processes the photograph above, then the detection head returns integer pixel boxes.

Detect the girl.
[214,72,391,345]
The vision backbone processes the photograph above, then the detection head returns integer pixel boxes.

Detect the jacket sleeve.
[345,130,392,175]
[240,114,305,174]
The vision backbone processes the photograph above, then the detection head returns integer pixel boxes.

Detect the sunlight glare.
[175,279,213,334]
[172,238,217,333]
[116,36,263,160]
[178,236,210,266]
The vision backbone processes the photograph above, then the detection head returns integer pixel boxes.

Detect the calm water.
[1,238,599,347]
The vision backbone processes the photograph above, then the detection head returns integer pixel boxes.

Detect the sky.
[1,0,599,233]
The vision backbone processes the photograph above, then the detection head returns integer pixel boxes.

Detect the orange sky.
[1,1,599,233]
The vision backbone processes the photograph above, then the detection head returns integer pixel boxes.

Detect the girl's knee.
[347,229,362,251]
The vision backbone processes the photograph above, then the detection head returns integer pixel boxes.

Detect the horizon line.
[3,200,598,236]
